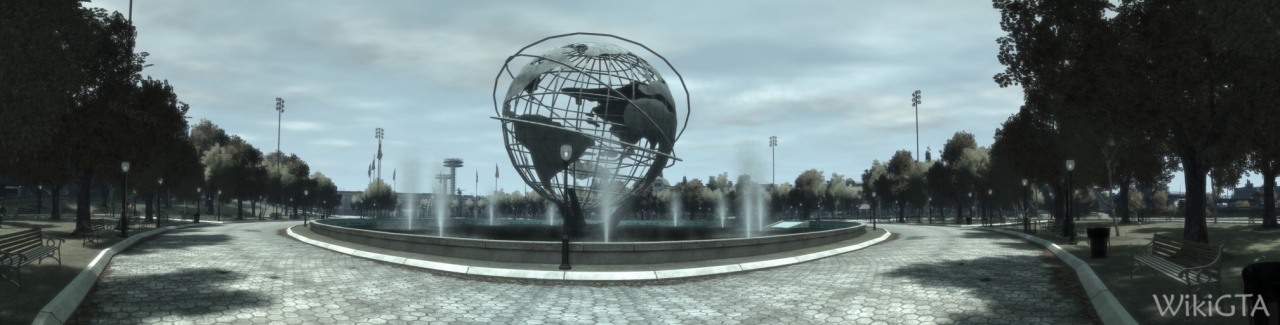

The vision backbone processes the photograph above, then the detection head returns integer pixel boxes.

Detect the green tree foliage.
[792,169,826,219]
[202,136,266,219]
[885,151,915,222]
[357,179,396,217]
[311,172,340,217]
[995,0,1278,242]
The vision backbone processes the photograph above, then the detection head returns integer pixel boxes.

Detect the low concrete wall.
[310,219,866,265]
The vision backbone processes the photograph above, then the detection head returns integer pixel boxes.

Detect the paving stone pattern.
[76,222,1094,324]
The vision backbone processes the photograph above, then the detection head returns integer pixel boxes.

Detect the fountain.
[670,188,681,227]
[487,193,495,226]
[545,201,556,226]
[432,171,449,237]
[716,193,727,228]
[306,34,868,266]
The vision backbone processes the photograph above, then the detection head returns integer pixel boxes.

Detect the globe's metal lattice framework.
[492,33,690,210]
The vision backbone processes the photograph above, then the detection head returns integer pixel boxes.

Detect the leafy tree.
[793,169,826,219]
[202,136,265,219]
[884,151,915,222]
[359,179,396,217]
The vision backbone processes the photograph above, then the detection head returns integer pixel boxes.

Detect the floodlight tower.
[444,158,464,198]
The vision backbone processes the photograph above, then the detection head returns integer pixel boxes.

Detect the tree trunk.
[897,200,905,222]
[252,200,257,220]
[1181,158,1211,243]
[144,195,154,223]
[74,169,94,236]
[50,185,62,220]
[35,188,43,212]
[1262,164,1277,228]
[1118,178,1132,223]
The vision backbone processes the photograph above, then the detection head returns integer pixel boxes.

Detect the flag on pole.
[476,169,479,183]
[367,163,372,178]
[495,164,499,179]
[393,169,396,181]
[377,142,382,160]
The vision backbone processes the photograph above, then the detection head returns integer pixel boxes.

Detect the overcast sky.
[82,0,1258,196]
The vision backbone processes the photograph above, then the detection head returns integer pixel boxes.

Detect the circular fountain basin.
[310,218,866,265]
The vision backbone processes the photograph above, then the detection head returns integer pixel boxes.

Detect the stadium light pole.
[769,136,777,185]
[913,90,921,162]
[275,97,285,219]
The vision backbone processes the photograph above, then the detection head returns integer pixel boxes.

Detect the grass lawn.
[0,215,191,324]
[1000,219,1280,325]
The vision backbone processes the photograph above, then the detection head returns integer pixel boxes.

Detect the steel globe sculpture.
[492,33,690,234]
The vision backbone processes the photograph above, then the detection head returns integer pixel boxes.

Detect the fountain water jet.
[488,192,496,226]
[670,188,681,227]
[716,193,727,228]
[546,201,557,226]
[432,170,449,237]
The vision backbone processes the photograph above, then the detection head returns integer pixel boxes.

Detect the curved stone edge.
[287,225,891,282]
[982,228,1138,325]
[33,223,208,325]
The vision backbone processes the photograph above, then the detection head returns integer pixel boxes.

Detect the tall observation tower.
[443,158,464,196]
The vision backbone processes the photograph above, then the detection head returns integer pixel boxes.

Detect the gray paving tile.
[77,222,1093,324]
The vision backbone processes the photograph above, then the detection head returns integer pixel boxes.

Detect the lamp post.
[769,136,777,185]
[559,144,573,270]
[1066,160,1077,243]
[303,189,310,227]
[275,97,285,219]
[195,187,202,223]
[1022,178,1030,232]
[156,178,163,229]
[119,162,131,237]
[986,189,993,226]
[966,192,973,224]
[870,192,877,230]
[216,190,222,221]
[927,197,933,224]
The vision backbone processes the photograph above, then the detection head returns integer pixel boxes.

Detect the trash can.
[1086,227,1110,258]
[1243,262,1280,325]
[193,212,200,223]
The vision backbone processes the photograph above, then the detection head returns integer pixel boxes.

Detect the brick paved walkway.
[75,222,1094,324]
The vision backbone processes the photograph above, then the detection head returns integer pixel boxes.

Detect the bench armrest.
[42,235,65,249]
[1130,240,1154,257]
[0,251,29,267]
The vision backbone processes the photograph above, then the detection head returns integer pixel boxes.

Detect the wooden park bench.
[82,220,109,247]
[0,228,65,291]
[1131,233,1224,293]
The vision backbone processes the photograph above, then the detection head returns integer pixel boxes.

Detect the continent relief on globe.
[511,114,595,191]
[560,80,677,154]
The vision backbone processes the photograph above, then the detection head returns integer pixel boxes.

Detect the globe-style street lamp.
[156,178,163,229]
[870,192,877,230]
[195,187,202,223]
[1065,159,1077,243]
[217,190,222,221]
[303,189,310,226]
[1022,178,1030,232]
[119,162,131,237]
[987,188,993,226]
[559,143,573,270]
[967,192,974,225]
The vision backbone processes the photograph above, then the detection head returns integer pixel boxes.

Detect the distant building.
[1231,180,1279,206]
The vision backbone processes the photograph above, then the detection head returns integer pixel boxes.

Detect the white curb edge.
[983,227,1138,325]
[32,222,208,325]
[287,226,891,282]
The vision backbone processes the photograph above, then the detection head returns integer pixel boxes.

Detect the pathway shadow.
[959,231,1046,252]
[115,228,232,255]
[876,254,1098,324]
[69,268,272,324]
